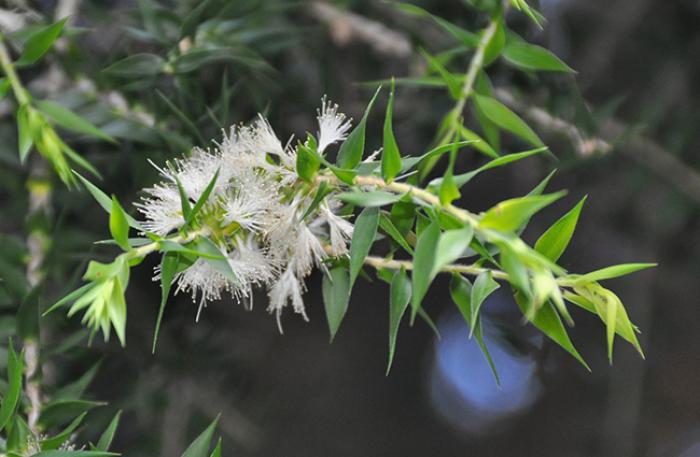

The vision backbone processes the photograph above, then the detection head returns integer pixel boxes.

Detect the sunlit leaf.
[480,191,565,232]
[381,79,402,183]
[17,18,68,65]
[535,196,586,262]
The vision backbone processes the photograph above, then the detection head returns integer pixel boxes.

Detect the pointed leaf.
[73,172,142,230]
[470,271,500,336]
[535,196,586,262]
[17,18,68,65]
[336,191,403,207]
[186,169,219,226]
[449,274,500,384]
[182,415,220,457]
[387,268,411,374]
[152,253,179,353]
[36,100,115,142]
[17,104,34,163]
[572,263,657,284]
[480,191,565,232]
[381,79,401,183]
[515,293,589,370]
[336,86,381,169]
[0,340,23,431]
[411,221,440,320]
[474,94,544,147]
[503,39,573,72]
[96,410,122,451]
[349,207,379,287]
[109,197,130,251]
[432,226,473,276]
[322,266,350,341]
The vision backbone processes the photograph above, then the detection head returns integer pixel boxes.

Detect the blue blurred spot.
[678,441,700,457]
[429,308,541,433]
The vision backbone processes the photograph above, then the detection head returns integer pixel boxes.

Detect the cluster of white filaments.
[137,99,354,329]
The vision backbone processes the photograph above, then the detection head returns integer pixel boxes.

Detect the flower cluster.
[137,99,354,329]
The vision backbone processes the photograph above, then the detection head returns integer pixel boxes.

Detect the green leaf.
[35,100,115,143]
[432,226,473,276]
[159,241,224,260]
[479,191,566,232]
[387,268,411,375]
[457,126,497,158]
[39,400,105,430]
[336,191,403,207]
[156,89,205,145]
[44,283,96,316]
[52,362,101,401]
[17,104,34,163]
[192,238,238,285]
[510,0,544,27]
[482,19,506,65]
[186,169,219,227]
[565,288,643,357]
[296,142,321,182]
[379,213,413,255]
[503,39,574,73]
[209,438,222,457]
[103,53,165,76]
[322,266,350,342]
[469,271,500,336]
[431,146,547,189]
[474,94,544,147]
[535,196,586,262]
[571,263,657,284]
[449,274,500,384]
[349,207,380,288]
[182,415,220,457]
[400,140,476,173]
[411,221,440,321]
[0,340,23,431]
[40,413,87,450]
[96,410,122,451]
[301,181,333,221]
[381,79,401,183]
[109,197,131,251]
[175,175,193,223]
[328,165,357,185]
[394,4,479,47]
[420,49,461,99]
[17,18,68,65]
[73,172,142,230]
[152,253,179,353]
[515,293,589,370]
[336,86,381,169]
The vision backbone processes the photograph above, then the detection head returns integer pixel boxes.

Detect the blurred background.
[1,0,699,456]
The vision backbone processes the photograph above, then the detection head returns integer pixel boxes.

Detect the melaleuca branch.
[48,90,652,369]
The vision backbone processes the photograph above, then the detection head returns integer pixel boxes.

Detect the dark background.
[2,0,700,456]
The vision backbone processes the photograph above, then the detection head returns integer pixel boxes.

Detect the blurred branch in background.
[309,0,700,206]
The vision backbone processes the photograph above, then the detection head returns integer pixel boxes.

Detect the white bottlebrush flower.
[317,96,352,154]
[175,258,234,322]
[138,104,359,328]
[267,268,307,332]
[136,183,182,236]
[317,205,354,256]
[229,235,276,287]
